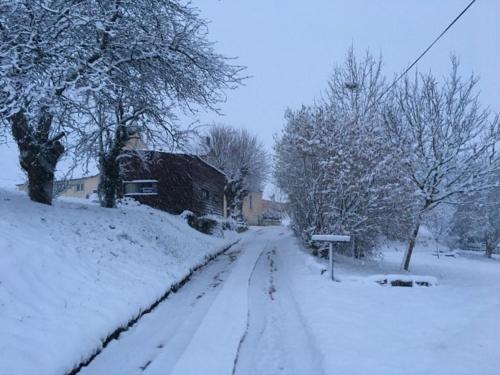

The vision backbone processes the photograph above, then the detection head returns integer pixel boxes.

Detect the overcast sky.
[1,0,499,188]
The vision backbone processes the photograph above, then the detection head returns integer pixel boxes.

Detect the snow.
[169,233,265,375]
[2,208,499,374]
[79,246,245,375]
[311,234,351,242]
[124,193,159,196]
[0,189,237,375]
[282,231,500,375]
[78,226,500,375]
[122,179,159,183]
[234,234,324,375]
[78,229,272,375]
[367,274,439,286]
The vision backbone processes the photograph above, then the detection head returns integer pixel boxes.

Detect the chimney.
[124,127,147,150]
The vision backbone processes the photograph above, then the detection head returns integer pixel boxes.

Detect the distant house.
[242,191,286,226]
[17,150,227,217]
[17,174,100,200]
[119,151,226,216]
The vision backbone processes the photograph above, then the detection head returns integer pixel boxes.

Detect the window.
[123,180,159,196]
[249,194,253,209]
[75,183,84,192]
[201,189,210,200]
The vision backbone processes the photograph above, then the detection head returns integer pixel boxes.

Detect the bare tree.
[384,57,500,270]
[201,124,269,220]
[1,1,244,207]
[0,1,87,204]
[82,1,244,208]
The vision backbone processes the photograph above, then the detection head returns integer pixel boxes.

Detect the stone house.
[242,191,286,226]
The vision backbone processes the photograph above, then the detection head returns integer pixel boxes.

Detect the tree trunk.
[485,239,495,259]
[10,110,64,205]
[402,216,422,271]
[98,124,128,208]
[351,235,359,259]
[98,153,122,208]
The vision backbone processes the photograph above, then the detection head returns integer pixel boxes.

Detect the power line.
[377,0,477,101]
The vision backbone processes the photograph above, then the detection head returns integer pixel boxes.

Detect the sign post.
[311,234,351,281]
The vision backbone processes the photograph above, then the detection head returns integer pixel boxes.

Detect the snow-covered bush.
[221,217,249,233]
[181,211,224,237]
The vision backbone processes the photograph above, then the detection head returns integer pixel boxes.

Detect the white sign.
[311,233,351,281]
[311,234,351,242]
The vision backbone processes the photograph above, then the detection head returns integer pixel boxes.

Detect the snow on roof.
[126,149,227,178]
[192,155,227,177]
[44,150,226,183]
[17,173,100,186]
[311,234,351,242]
[123,179,158,183]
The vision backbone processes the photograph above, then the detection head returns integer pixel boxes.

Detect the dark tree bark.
[485,239,495,259]
[98,124,128,208]
[98,153,121,208]
[402,211,425,271]
[10,110,65,205]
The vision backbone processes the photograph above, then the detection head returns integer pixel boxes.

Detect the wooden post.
[329,242,334,281]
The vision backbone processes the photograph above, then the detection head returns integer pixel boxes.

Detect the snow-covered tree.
[0,1,89,204]
[422,203,455,255]
[275,49,414,255]
[274,106,329,241]
[201,124,269,220]
[384,57,500,270]
[68,1,244,208]
[1,1,243,207]
[321,49,415,252]
[450,167,500,258]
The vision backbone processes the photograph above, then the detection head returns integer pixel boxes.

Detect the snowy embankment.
[280,231,500,375]
[0,189,238,375]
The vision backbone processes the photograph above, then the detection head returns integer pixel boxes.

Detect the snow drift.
[0,189,237,375]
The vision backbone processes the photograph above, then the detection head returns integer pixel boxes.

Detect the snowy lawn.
[281,232,500,375]
[0,189,237,375]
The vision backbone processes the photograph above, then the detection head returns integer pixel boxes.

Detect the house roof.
[17,151,227,186]
[192,155,227,178]
[123,150,227,178]
[16,173,100,187]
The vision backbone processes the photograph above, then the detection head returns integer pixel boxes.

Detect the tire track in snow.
[232,241,270,374]
[234,236,324,375]
[168,234,268,375]
[79,247,242,375]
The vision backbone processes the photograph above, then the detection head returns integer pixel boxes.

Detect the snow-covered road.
[234,241,323,375]
[77,226,500,375]
[80,226,316,375]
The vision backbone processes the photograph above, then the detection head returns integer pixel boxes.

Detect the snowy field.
[286,233,500,375]
[0,189,237,375]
